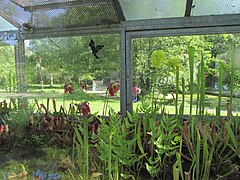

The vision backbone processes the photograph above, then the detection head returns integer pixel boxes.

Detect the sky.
[0,16,17,31]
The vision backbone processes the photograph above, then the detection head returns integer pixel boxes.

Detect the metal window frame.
[14,34,27,92]
[13,13,240,115]
[121,14,240,114]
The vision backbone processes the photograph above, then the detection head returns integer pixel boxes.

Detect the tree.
[132,34,239,93]
[26,34,120,84]
[0,46,16,91]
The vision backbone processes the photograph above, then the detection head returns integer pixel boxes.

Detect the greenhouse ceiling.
[0,0,240,36]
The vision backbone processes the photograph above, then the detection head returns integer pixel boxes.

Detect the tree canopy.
[0,33,239,92]
[26,34,120,84]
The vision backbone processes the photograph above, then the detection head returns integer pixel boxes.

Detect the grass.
[0,83,239,116]
[0,84,120,114]
[0,83,240,123]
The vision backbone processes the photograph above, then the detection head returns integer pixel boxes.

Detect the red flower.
[64,83,73,94]
[0,124,4,133]
[76,102,90,116]
[80,82,87,92]
[108,81,120,96]
[132,86,141,95]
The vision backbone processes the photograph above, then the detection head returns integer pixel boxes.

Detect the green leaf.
[120,173,135,180]
[146,163,159,177]
[167,57,183,71]
[137,122,145,154]
[151,50,166,68]
[225,122,238,150]
[188,43,195,115]
[196,129,201,180]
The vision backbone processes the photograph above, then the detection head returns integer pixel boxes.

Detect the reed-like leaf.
[175,67,179,119]
[83,116,89,180]
[137,122,145,154]
[114,158,119,180]
[225,122,238,151]
[196,69,201,116]
[74,125,84,173]
[188,44,195,115]
[108,132,112,180]
[196,129,201,180]
[176,152,184,180]
[179,78,185,122]
[188,46,195,115]
[230,41,236,116]
[173,160,180,180]
[199,53,205,120]
[201,125,209,178]
[217,61,224,118]
[52,98,57,114]
[184,171,191,180]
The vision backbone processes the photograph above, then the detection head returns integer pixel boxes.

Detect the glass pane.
[0,17,17,31]
[119,0,186,20]
[0,1,32,26]
[192,0,240,16]
[25,34,121,114]
[132,34,240,116]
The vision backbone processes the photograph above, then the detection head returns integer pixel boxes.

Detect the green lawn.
[1,83,240,116]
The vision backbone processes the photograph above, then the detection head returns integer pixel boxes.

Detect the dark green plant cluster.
[181,119,240,179]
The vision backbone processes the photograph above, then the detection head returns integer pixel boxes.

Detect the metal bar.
[126,26,240,39]
[0,11,21,28]
[120,30,127,116]
[185,0,193,17]
[21,14,240,40]
[22,25,122,39]
[111,0,126,21]
[10,0,25,9]
[22,0,109,12]
[126,32,133,113]
[14,44,20,91]
[20,38,27,92]
[14,34,27,92]
[123,14,240,31]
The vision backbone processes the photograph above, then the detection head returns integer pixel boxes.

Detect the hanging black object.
[89,39,104,59]
[22,23,35,33]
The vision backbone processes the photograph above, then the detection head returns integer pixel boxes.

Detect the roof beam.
[0,10,21,28]
[21,14,240,39]
[10,0,25,9]
[111,0,126,21]
[21,0,109,12]
[127,26,240,39]
[124,14,240,31]
[185,0,193,17]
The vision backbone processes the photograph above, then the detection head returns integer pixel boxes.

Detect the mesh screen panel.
[1,0,120,29]
[1,0,32,26]
[31,1,120,28]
